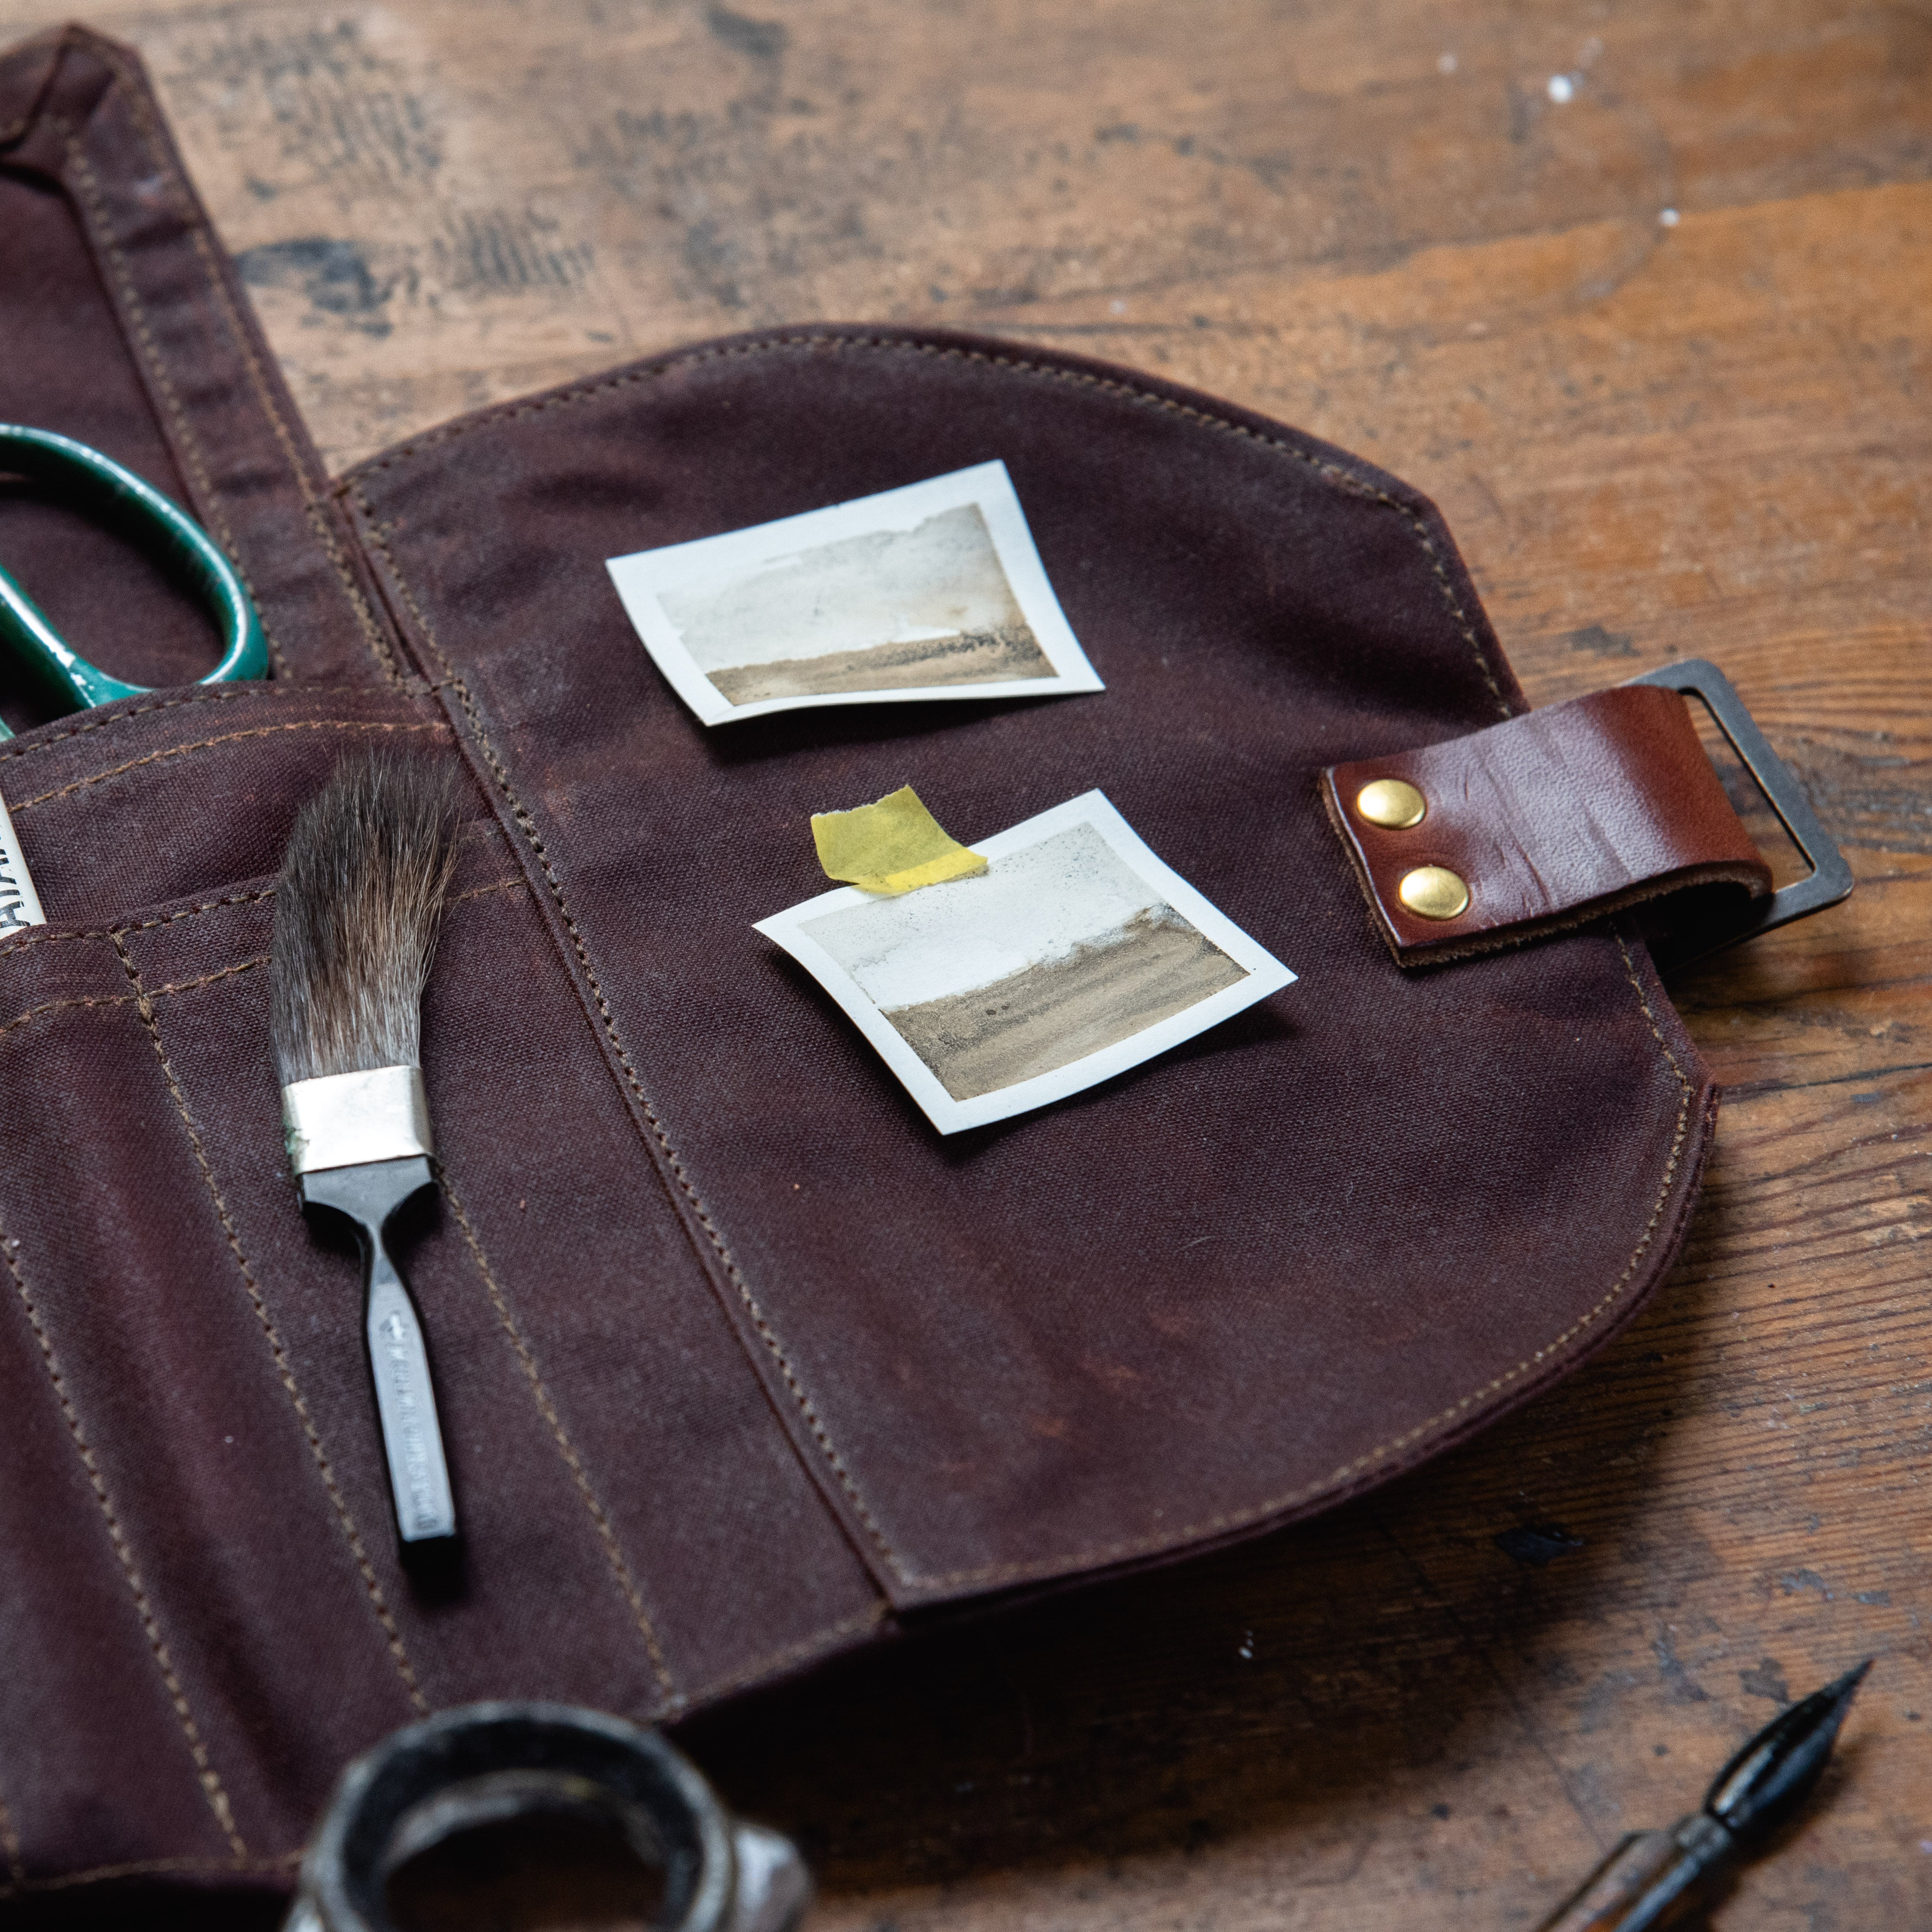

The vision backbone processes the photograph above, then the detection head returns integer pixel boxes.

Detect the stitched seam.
[0,890,276,964]
[0,685,448,769]
[448,875,526,906]
[0,686,328,767]
[352,487,906,1579]
[1614,929,1696,1098]
[904,940,1697,1591]
[0,987,137,1041]
[11,718,448,812]
[57,130,289,680]
[84,42,400,680]
[0,877,517,973]
[0,1849,303,1897]
[109,932,429,1715]
[0,959,263,1041]
[346,333,1511,716]
[437,1169,679,1707]
[146,954,267,996]
[184,228,399,679]
[0,1770,25,1885]
[674,1605,889,1709]
[0,1215,246,1858]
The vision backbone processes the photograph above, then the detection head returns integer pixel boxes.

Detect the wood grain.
[1,2,1926,1927]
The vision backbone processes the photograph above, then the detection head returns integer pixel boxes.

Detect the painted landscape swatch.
[663,503,1053,705]
[803,823,1247,1102]
[885,903,1247,1100]
[606,461,1103,725]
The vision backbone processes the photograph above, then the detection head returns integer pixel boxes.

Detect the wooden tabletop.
[3,3,1926,1927]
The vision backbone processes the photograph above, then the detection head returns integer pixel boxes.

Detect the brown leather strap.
[1323,684,1772,964]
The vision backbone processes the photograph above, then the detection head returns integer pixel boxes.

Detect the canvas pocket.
[0,682,451,931]
[0,677,883,1865]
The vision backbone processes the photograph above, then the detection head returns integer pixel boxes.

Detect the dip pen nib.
[1535,1659,1873,1931]
[1701,1657,1872,1845]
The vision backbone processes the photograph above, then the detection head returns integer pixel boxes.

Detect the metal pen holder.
[286,1703,810,1932]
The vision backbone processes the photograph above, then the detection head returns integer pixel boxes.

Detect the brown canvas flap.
[343,327,1716,1605]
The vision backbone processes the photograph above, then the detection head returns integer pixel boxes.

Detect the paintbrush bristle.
[270,750,461,1086]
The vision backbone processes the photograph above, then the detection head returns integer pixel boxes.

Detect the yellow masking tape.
[811,785,988,896]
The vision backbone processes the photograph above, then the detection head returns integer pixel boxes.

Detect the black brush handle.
[300,1156,458,1546]
[364,1231,456,1544]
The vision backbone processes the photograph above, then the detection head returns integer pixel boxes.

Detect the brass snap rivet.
[1398,865,1471,921]
[1355,778,1426,829]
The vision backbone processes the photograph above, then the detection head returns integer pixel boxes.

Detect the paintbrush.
[271,749,461,1548]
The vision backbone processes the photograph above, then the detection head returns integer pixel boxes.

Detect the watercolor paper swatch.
[756,791,1295,1132]
[607,462,1103,725]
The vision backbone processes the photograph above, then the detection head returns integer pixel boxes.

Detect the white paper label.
[0,791,45,934]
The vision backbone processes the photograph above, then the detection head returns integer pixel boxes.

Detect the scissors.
[0,423,267,743]
[0,426,267,932]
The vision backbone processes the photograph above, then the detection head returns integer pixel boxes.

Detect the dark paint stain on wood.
[190,18,442,197]
[1563,623,1639,659]
[706,3,789,62]
[1495,1523,1587,1567]
[1653,1630,1712,1705]
[1781,1568,1834,1599]
[431,209,595,296]
[235,236,393,334]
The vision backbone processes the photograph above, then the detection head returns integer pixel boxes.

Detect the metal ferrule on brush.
[282,1066,434,1175]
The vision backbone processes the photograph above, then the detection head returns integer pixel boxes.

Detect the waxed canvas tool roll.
[0,26,1720,1898]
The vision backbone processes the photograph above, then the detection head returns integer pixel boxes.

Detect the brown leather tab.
[1323,684,1773,963]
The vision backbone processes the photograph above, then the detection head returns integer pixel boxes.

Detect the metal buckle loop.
[1624,658,1854,963]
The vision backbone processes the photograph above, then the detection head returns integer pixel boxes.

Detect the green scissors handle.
[0,425,268,742]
